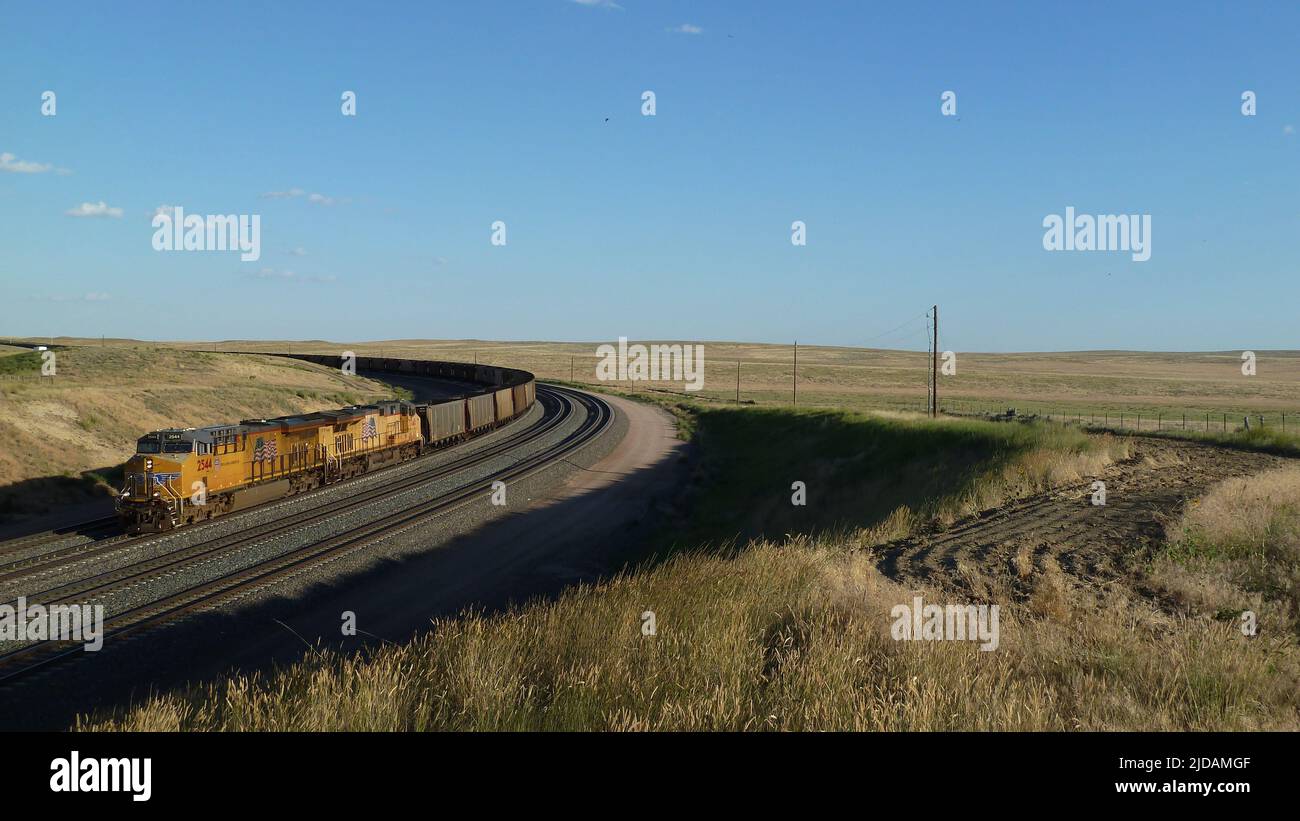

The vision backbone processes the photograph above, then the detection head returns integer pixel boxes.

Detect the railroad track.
[0,385,558,587]
[0,385,611,685]
[0,516,119,558]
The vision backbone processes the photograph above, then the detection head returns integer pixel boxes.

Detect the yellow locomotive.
[117,400,423,533]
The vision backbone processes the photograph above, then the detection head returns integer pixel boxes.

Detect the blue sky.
[1,1,1296,351]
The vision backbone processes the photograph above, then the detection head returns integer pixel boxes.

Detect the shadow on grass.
[657,404,1082,552]
[0,464,123,534]
[1124,425,1300,459]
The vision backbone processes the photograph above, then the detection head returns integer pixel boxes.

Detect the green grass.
[1134,425,1300,459]
[652,401,1116,552]
[0,351,42,375]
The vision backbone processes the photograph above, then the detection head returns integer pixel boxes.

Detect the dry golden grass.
[78,536,1299,732]
[1151,466,1300,641]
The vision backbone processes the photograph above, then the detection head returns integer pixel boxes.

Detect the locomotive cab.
[118,429,206,533]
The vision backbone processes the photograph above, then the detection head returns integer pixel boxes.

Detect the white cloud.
[1285,124,1296,136]
[42,292,112,302]
[668,23,703,34]
[289,247,308,256]
[0,151,53,174]
[260,188,343,205]
[65,201,124,218]
[572,0,622,8]
[253,267,336,284]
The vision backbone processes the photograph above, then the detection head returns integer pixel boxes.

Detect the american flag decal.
[362,416,377,438]
[254,437,278,462]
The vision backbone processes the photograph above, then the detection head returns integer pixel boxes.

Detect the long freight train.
[116,355,536,533]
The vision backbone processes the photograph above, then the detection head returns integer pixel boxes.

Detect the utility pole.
[736,361,741,404]
[931,305,939,417]
[925,312,932,414]
[793,341,798,406]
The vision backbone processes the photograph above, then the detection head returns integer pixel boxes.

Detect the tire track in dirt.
[874,437,1293,596]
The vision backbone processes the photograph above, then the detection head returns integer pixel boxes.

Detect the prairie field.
[18,337,1300,422]
[172,338,1300,424]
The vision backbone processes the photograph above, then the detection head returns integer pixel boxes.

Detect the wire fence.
[940,399,1299,435]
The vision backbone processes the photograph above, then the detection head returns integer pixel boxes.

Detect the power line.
[869,326,930,350]
[862,312,929,346]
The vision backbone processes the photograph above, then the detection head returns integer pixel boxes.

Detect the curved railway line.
[0,383,613,685]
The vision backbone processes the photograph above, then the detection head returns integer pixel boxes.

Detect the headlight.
[145,458,153,470]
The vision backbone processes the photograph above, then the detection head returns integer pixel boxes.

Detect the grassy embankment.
[0,347,407,521]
